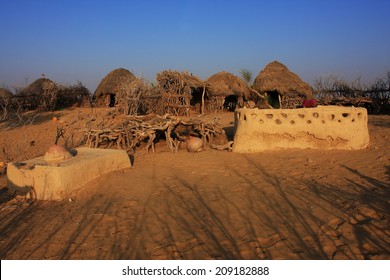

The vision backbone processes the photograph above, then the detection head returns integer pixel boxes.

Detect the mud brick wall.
[233,106,369,152]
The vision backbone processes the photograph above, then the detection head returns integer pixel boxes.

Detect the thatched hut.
[17,78,58,110]
[19,78,57,96]
[93,68,137,107]
[206,71,252,111]
[157,70,209,116]
[93,68,157,115]
[252,61,313,108]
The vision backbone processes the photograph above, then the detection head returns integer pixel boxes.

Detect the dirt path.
[0,111,389,259]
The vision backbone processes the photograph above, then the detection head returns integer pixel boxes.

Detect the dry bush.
[0,97,12,122]
[313,73,390,114]
[114,78,156,116]
[56,82,91,109]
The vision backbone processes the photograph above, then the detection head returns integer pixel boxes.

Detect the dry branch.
[84,114,228,154]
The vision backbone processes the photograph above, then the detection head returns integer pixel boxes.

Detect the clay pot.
[186,136,203,152]
[44,144,73,162]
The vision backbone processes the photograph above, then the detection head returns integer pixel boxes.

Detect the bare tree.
[239,69,253,85]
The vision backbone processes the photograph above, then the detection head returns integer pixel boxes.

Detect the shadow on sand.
[0,156,389,260]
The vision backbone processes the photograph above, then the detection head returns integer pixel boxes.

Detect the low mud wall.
[233,106,369,153]
[7,148,132,200]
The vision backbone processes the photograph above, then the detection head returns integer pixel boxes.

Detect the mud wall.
[233,106,369,153]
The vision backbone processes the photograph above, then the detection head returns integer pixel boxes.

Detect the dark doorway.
[267,91,280,108]
[224,95,238,111]
[109,94,116,107]
[191,89,207,113]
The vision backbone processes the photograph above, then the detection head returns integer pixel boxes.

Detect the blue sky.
[1,0,389,92]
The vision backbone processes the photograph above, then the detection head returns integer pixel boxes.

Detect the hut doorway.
[190,89,205,113]
[108,93,116,107]
[267,91,280,108]
[224,95,238,111]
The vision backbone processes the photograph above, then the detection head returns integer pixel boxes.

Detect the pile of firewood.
[84,114,230,153]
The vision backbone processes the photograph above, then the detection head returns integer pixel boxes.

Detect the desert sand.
[0,108,389,259]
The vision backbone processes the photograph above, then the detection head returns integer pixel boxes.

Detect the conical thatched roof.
[206,71,251,99]
[252,61,312,98]
[18,78,57,96]
[93,68,138,101]
[0,88,13,99]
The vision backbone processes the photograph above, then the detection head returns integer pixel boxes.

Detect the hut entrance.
[108,94,116,107]
[224,95,238,111]
[267,91,280,108]
[190,89,205,113]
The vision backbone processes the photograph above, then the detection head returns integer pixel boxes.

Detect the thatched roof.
[252,61,313,98]
[0,88,13,99]
[206,71,251,99]
[18,78,57,96]
[93,68,138,101]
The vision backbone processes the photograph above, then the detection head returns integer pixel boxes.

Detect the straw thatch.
[18,78,57,96]
[206,71,252,111]
[157,70,209,116]
[207,71,251,98]
[252,61,313,108]
[16,78,58,110]
[93,68,138,105]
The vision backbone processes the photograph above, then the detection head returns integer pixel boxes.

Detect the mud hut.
[17,78,58,110]
[206,71,252,111]
[252,61,313,108]
[93,68,138,108]
[157,70,209,116]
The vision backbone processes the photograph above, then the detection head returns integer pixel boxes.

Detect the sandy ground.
[0,108,389,260]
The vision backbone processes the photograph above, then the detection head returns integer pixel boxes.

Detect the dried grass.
[252,61,313,99]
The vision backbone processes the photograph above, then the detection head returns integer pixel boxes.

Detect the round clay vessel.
[186,136,203,152]
[44,144,73,162]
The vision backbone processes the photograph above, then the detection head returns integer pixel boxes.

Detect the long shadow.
[0,155,388,260]
[0,192,119,259]
[237,156,328,259]
[0,186,15,205]
[114,156,389,260]
[222,125,235,141]
[227,155,390,259]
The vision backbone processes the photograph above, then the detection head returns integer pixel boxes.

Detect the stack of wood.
[84,114,230,153]
[156,71,208,116]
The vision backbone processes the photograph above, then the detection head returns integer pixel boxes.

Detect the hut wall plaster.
[233,106,369,152]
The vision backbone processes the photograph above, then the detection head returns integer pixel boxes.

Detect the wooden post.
[201,84,206,114]
[278,94,283,109]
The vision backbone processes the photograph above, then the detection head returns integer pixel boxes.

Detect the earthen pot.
[44,144,73,162]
